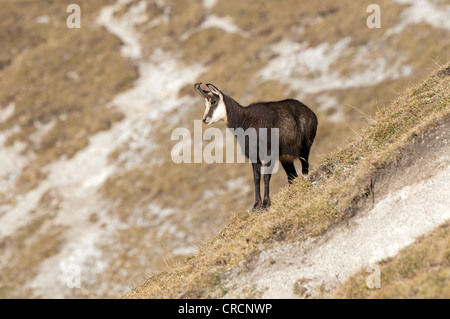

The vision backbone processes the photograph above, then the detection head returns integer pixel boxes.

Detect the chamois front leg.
[252,162,262,210]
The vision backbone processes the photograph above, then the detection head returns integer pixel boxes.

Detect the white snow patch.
[29,120,55,148]
[28,222,112,297]
[201,15,243,34]
[181,14,250,41]
[203,0,218,10]
[316,94,344,123]
[0,102,15,122]
[36,15,50,24]
[259,37,412,96]
[0,124,31,208]
[386,0,450,36]
[225,177,250,192]
[108,49,206,169]
[97,0,148,60]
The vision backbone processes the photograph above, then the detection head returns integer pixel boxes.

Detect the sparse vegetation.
[293,278,310,298]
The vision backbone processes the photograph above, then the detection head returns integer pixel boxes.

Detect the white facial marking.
[203,98,211,121]
[210,98,227,124]
[203,96,227,125]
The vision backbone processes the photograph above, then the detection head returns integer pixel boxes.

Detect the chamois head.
[194,82,227,125]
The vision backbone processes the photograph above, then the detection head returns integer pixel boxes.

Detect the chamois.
[194,82,318,210]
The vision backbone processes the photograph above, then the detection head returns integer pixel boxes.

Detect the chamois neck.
[223,94,249,129]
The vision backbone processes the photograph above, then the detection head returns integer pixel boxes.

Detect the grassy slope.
[124,63,449,298]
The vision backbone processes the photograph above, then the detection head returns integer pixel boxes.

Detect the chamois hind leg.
[252,162,262,210]
[299,146,311,175]
[262,164,273,209]
[281,160,298,184]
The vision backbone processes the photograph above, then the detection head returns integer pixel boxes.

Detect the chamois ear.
[206,83,223,98]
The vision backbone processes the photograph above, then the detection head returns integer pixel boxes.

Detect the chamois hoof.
[252,200,262,211]
[262,197,271,210]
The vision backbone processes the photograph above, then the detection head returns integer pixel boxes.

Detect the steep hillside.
[334,220,450,299]
[0,0,449,298]
[220,114,449,298]
[124,63,449,298]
